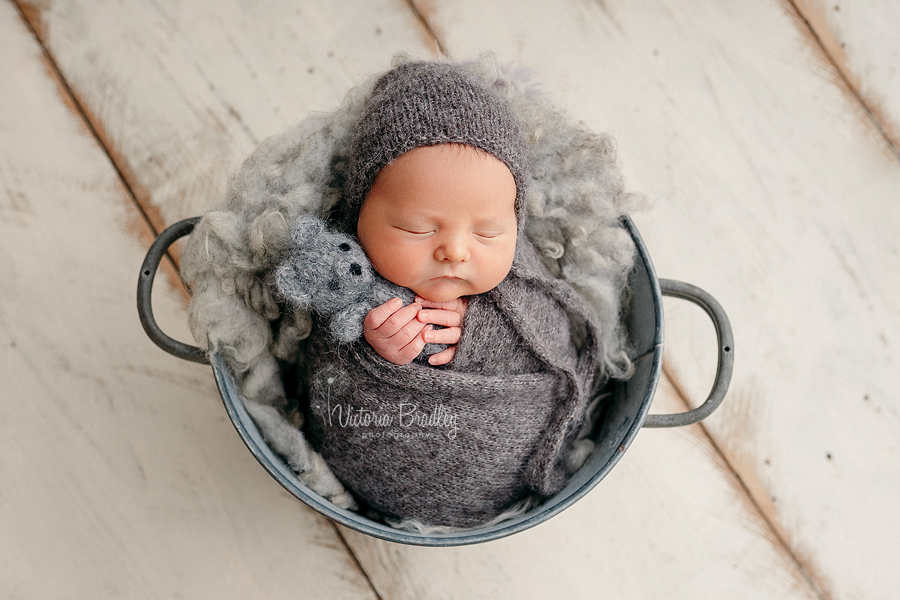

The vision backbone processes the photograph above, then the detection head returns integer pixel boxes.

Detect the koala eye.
[328,279,339,291]
[339,243,351,252]
[350,263,362,276]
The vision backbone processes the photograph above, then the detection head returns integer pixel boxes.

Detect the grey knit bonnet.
[343,60,530,228]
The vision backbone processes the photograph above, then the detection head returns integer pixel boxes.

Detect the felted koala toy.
[275,216,445,355]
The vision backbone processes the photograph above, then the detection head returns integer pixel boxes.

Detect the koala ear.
[275,263,312,307]
[290,216,325,247]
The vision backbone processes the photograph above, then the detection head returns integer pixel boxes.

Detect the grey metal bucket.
[138,216,734,546]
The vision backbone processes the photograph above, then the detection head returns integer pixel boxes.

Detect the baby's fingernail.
[424,331,434,341]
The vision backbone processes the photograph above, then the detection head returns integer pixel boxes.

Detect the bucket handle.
[642,279,734,428]
[137,217,210,364]
[137,220,736,424]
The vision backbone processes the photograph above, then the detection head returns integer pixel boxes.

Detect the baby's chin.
[411,279,481,303]
[411,288,464,303]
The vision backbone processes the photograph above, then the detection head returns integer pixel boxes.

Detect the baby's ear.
[275,262,312,307]
[290,216,325,247]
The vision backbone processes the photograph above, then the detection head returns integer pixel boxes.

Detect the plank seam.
[404,0,449,58]
[12,0,163,241]
[783,0,900,164]
[331,523,386,600]
[11,3,386,594]
[662,360,834,600]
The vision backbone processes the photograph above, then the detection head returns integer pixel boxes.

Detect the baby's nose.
[435,236,469,263]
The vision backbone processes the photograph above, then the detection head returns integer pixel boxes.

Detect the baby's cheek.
[477,247,516,291]
[368,241,424,287]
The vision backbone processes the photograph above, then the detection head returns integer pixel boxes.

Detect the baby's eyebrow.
[473,214,515,229]
[393,214,436,227]
[393,209,515,230]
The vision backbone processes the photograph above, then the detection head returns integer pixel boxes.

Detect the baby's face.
[357,144,518,303]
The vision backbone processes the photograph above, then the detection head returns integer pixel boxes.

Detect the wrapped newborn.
[294,234,602,527]
[180,54,639,528]
[278,61,603,527]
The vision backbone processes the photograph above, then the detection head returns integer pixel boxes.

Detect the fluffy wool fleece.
[180,53,642,515]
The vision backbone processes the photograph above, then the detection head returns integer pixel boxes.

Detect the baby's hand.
[363,297,467,366]
[415,296,467,366]
[363,298,428,365]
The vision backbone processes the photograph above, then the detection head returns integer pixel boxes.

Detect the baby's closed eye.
[396,226,434,236]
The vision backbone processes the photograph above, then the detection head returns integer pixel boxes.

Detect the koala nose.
[350,263,362,276]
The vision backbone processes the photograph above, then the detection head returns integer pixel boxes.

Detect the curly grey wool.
[179,53,641,521]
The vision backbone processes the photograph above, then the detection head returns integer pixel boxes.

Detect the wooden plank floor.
[2,0,897,598]
[0,3,379,598]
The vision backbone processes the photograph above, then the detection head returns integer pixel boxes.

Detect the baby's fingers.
[364,298,404,330]
[394,332,429,364]
[416,296,466,313]
[365,299,421,337]
[423,325,461,345]
[427,344,457,366]
[417,308,462,328]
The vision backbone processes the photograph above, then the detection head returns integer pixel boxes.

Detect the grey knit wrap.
[343,60,530,228]
[303,237,601,527]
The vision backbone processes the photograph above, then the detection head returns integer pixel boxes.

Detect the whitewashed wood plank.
[17,0,441,232]
[0,5,377,598]
[18,0,849,597]
[341,378,821,600]
[795,0,900,152]
[415,0,900,598]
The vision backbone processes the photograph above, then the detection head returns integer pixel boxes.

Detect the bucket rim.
[209,215,665,546]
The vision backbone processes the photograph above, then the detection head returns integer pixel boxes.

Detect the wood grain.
[788,0,900,156]
[342,376,822,599]
[409,0,900,598]
[16,0,442,233]
[0,4,377,598]
[9,0,899,597]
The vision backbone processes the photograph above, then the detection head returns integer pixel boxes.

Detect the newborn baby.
[357,142,516,366]
[287,60,603,528]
